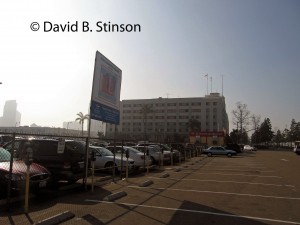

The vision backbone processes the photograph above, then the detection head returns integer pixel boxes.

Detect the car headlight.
[5,173,25,181]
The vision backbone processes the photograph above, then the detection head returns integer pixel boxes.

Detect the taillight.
[64,161,71,169]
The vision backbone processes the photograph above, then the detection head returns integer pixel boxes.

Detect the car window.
[65,141,85,153]
[125,147,141,154]
[100,148,114,156]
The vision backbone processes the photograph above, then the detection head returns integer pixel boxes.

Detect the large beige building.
[106,93,229,144]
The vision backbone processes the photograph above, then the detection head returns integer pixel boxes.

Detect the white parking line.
[85,200,300,225]
[128,186,300,201]
[148,177,295,188]
[182,172,282,178]
[198,168,275,173]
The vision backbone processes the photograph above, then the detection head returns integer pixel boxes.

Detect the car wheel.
[68,179,79,184]
[105,161,118,173]
[150,156,156,165]
[227,153,232,157]
[208,152,212,157]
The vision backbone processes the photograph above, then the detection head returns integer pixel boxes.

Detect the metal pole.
[24,164,30,213]
[6,133,15,209]
[91,161,94,193]
[126,157,128,182]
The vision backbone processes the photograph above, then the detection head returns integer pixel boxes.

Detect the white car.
[243,145,255,151]
[106,146,152,169]
[90,146,135,173]
[294,145,300,155]
[133,146,163,165]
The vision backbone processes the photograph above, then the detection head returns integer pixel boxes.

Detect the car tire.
[68,179,79,184]
[208,152,212,157]
[227,153,232,157]
[105,161,118,173]
[150,156,156,165]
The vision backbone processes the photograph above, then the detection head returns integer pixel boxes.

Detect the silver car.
[203,146,236,157]
[90,146,135,173]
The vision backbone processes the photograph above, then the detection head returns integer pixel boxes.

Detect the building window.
[191,109,201,112]
[167,109,177,113]
[167,116,176,119]
[179,103,189,106]
[167,103,176,106]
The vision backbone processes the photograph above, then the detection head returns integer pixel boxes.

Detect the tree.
[229,130,238,144]
[273,129,284,147]
[232,102,251,134]
[259,118,274,143]
[140,104,153,140]
[75,112,89,136]
[186,119,201,132]
[288,119,300,142]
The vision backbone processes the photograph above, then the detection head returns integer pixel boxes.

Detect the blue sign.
[90,100,120,124]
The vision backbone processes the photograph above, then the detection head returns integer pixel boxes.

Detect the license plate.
[39,180,47,188]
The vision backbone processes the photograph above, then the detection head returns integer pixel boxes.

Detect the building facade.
[106,93,229,144]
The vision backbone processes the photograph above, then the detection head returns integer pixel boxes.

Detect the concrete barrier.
[103,191,127,201]
[139,180,154,187]
[35,211,75,225]
[160,173,170,178]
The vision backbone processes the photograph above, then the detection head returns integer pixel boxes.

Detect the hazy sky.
[0,0,299,132]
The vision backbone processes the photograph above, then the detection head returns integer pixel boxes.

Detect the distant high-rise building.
[0,100,21,127]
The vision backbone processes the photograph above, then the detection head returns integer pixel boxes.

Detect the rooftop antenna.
[210,76,212,93]
[166,93,171,98]
[221,74,224,96]
[204,74,208,95]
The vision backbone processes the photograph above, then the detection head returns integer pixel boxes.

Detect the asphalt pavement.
[1,151,300,225]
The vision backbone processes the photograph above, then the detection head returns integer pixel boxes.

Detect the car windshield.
[161,144,171,150]
[0,148,11,162]
[125,147,141,154]
[97,147,114,156]
[90,146,114,156]
[149,145,161,151]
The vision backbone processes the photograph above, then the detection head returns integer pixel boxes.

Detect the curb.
[35,211,75,225]
[103,191,127,201]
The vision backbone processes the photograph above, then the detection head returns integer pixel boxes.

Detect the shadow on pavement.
[168,200,269,225]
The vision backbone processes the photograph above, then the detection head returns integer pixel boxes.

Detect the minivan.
[3,138,88,183]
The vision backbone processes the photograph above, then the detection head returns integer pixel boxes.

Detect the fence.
[0,131,203,211]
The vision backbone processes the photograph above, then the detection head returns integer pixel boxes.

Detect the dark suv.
[0,135,13,147]
[3,139,88,183]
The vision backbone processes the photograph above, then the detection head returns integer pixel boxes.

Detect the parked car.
[133,146,161,165]
[294,143,300,155]
[89,146,135,173]
[106,146,152,169]
[136,143,179,163]
[243,145,256,151]
[203,146,237,157]
[3,138,88,183]
[0,135,13,147]
[224,143,242,153]
[0,147,50,196]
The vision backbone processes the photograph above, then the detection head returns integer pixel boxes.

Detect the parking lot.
[1,150,300,225]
